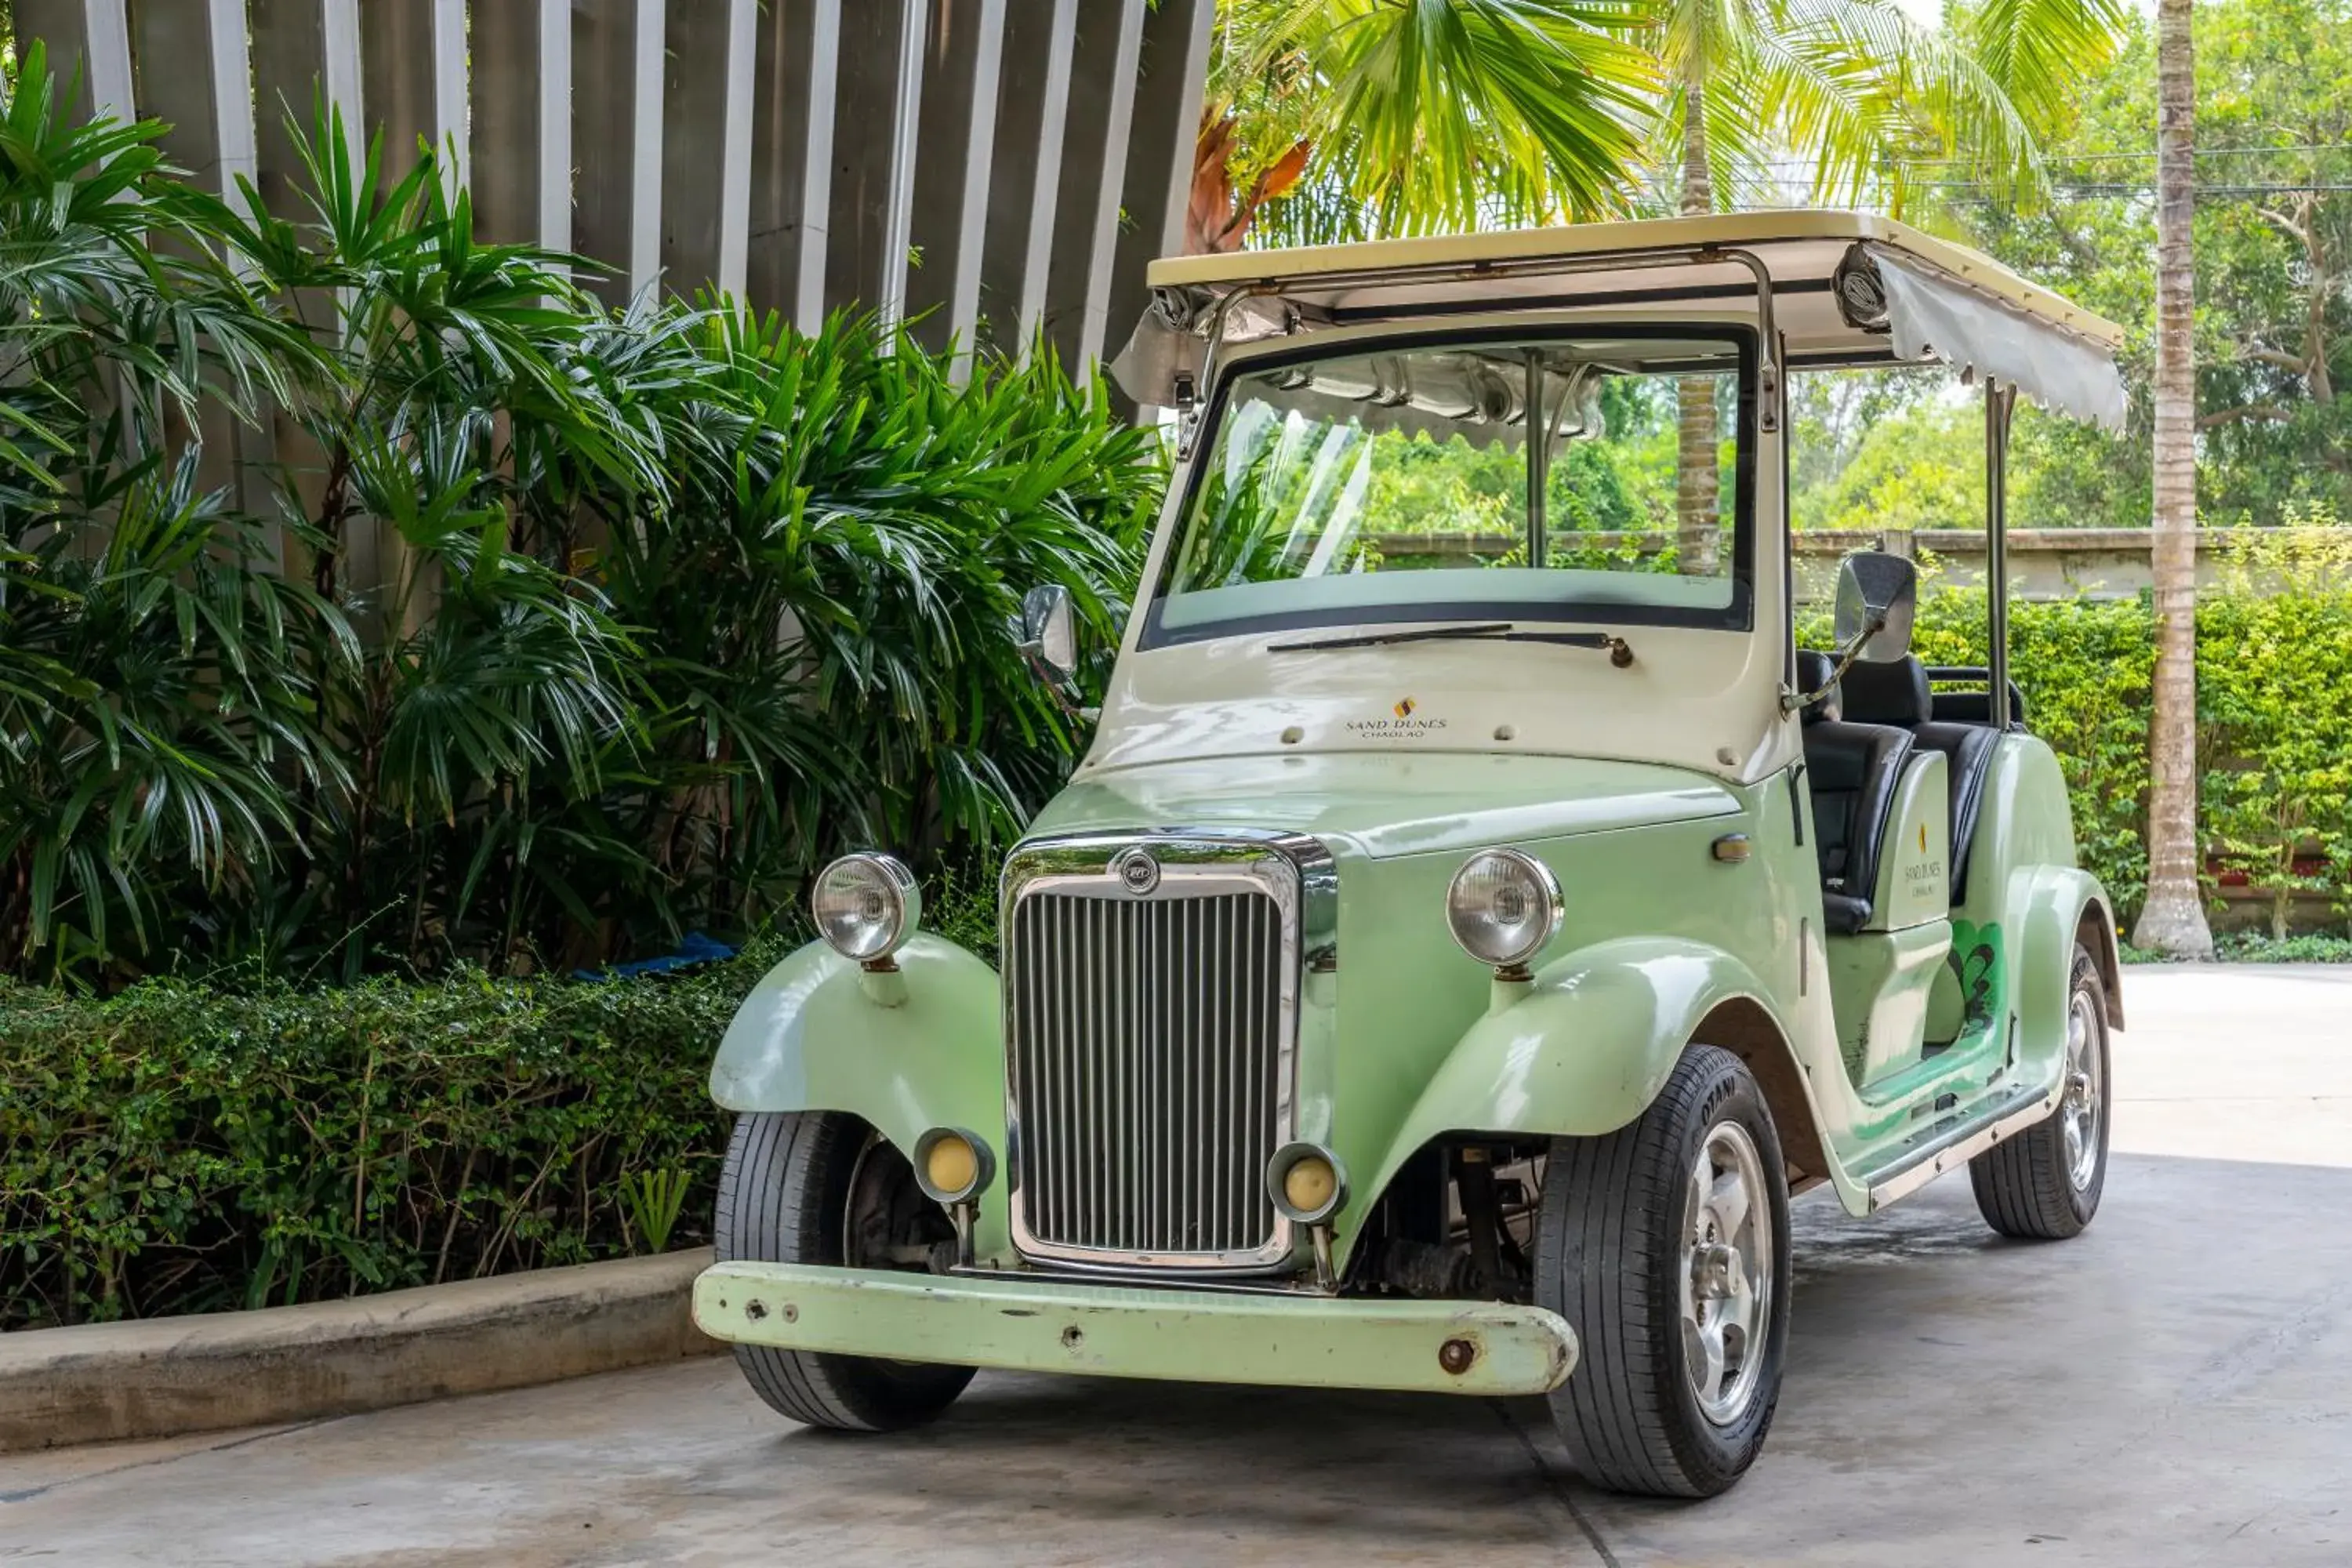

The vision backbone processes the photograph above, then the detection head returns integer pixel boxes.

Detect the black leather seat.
[1929,685,2026,726]
[1840,655,1999,905]
[1796,652,1914,935]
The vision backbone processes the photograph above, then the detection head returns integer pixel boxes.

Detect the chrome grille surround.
[1000,830,1334,1275]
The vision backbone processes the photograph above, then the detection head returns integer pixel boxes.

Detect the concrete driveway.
[5,964,2347,1567]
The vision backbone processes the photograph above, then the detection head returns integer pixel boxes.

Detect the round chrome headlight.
[1445,848,1563,971]
[811,852,920,963]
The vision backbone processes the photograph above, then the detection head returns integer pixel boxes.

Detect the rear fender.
[2008,866,2120,1083]
[1366,937,1822,1208]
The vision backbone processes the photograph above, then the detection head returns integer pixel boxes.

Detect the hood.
[1028,750,1739,861]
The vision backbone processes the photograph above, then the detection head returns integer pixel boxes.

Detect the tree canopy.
[1940,0,2351,529]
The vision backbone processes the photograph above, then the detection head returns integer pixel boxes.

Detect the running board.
[1859,1083,2060,1212]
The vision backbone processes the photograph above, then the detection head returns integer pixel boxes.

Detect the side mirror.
[1833,551,1918,664]
[1019,584,1078,684]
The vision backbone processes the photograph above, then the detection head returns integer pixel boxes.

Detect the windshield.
[1142,330,1753,648]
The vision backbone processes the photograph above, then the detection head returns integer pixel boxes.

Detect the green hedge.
[0,960,772,1330]
[1807,554,2352,932]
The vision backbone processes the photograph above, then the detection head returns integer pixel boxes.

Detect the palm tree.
[2132,0,2216,957]
[1671,25,1721,573]
[1654,0,2127,572]
[1196,2,2125,576]
[1189,0,1659,252]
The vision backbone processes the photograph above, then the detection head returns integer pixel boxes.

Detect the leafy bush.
[2213,932,2352,964]
[2194,535,2352,938]
[1904,586,2162,918]
[0,52,334,977]
[0,69,1160,987]
[0,958,775,1329]
[1808,553,2352,931]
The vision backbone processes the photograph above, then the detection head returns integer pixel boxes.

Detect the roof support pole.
[1104,0,1214,382]
[431,0,468,192]
[1525,349,1549,571]
[1986,379,2016,729]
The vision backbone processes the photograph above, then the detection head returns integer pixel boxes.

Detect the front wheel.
[1969,942,2111,1239]
[1535,1044,1793,1497]
[713,1110,974,1431]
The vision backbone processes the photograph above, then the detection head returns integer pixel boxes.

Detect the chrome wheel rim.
[2061,988,2104,1191]
[1680,1120,1773,1427]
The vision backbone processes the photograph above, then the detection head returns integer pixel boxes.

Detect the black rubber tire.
[713,1111,974,1432]
[1970,943,2111,1240]
[1534,1044,1793,1498]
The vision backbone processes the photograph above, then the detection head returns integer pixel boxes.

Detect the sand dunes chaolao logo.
[1348,696,1446,739]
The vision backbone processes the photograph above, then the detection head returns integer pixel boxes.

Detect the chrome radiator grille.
[1004,865,1292,1267]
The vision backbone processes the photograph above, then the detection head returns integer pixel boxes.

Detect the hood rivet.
[1280,725,1305,745]
[1494,724,1515,742]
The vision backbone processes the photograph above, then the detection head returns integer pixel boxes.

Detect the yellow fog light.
[1284,1157,1337,1215]
[927,1137,977,1196]
[912,1127,994,1206]
[1267,1142,1348,1227]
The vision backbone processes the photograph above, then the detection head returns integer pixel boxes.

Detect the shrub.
[1904,586,2161,917]
[0,957,773,1329]
[2194,534,2352,938]
[0,72,1162,987]
[1808,566,2352,931]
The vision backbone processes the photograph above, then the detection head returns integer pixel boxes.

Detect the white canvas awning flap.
[1865,245,2127,430]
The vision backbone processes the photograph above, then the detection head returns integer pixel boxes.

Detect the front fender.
[1366,937,1778,1207]
[710,934,1007,1189]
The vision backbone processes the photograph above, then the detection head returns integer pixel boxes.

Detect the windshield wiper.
[1266,622,1514,652]
[1267,622,1634,666]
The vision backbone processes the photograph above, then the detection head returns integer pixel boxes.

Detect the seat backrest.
[1913,721,2002,904]
[1929,686,2027,726]
[1826,655,2005,909]
[1922,666,2027,728]
[1838,655,1933,728]
[1801,720,1915,933]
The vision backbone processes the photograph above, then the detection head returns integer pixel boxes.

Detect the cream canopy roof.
[1113,210,2128,430]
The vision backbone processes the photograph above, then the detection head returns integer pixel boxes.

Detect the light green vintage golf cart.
[692,212,2129,1497]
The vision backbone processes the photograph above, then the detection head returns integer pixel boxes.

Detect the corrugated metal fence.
[13,0,1211,370]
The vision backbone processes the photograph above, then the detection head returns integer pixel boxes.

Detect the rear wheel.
[713,1110,973,1431]
[1534,1045,1793,1497]
[1970,943,2111,1239]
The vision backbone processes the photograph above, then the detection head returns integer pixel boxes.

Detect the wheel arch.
[2009,866,2123,1081]
[2073,896,2126,1030]
[1691,996,1834,1191]
[1358,937,1824,1218]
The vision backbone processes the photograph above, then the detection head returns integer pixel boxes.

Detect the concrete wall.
[1369,528,2321,606]
[1786,527,2314,605]
[13,0,1214,369]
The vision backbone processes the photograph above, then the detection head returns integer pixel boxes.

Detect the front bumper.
[694,1262,1578,1397]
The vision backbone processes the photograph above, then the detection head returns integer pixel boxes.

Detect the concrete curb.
[0,1248,720,1453]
